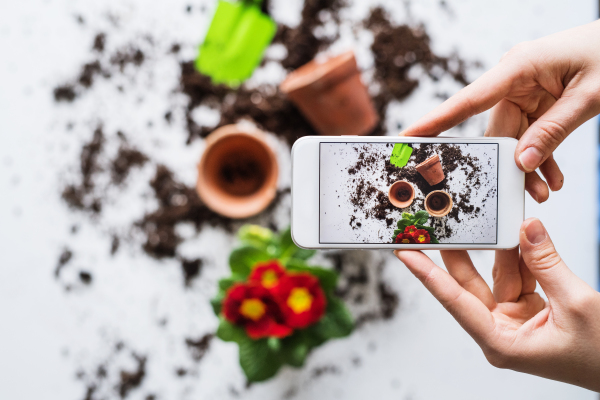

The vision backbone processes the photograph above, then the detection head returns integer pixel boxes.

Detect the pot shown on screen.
[388,180,415,208]
[416,154,445,185]
[196,124,278,219]
[424,190,453,217]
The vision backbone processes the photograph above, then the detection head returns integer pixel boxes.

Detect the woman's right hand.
[401,20,600,203]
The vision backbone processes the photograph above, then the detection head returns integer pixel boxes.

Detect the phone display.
[319,142,498,244]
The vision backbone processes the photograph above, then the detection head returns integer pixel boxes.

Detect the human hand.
[400,20,600,203]
[395,218,600,392]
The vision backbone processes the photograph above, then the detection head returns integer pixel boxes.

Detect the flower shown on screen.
[391,211,440,244]
[212,225,354,382]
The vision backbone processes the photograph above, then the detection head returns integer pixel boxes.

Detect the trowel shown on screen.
[389,143,413,168]
[195,0,277,87]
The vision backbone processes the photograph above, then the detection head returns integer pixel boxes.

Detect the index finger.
[400,62,517,137]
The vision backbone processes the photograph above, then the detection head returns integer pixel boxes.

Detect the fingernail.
[519,147,543,172]
[525,219,546,244]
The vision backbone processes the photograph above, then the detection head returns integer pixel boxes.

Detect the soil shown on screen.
[322,142,497,244]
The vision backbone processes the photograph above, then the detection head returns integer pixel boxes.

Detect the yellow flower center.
[418,235,426,242]
[287,287,313,314]
[239,298,266,321]
[261,270,279,289]
[402,238,410,244]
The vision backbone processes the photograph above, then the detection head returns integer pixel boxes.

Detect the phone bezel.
[291,136,524,250]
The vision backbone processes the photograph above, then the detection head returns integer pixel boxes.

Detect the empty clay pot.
[388,180,415,208]
[196,124,278,219]
[416,154,445,186]
[424,190,453,217]
[280,50,379,136]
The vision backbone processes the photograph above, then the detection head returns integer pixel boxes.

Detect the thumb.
[520,218,580,300]
[515,86,600,172]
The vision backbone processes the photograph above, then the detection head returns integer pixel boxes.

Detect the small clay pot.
[424,190,453,217]
[280,50,379,136]
[196,124,278,219]
[388,180,415,208]
[416,154,445,186]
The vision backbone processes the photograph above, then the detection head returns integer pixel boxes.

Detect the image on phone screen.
[319,142,498,244]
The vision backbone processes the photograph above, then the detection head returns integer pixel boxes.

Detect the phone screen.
[319,142,499,244]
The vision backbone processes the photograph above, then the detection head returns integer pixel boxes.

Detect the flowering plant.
[212,225,354,382]
[391,211,439,244]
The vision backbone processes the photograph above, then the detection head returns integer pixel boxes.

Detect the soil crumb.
[185,333,215,362]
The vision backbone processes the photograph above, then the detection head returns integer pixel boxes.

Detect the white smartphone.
[291,136,525,250]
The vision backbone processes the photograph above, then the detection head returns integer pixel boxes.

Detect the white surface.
[0,1,598,400]
[319,142,498,244]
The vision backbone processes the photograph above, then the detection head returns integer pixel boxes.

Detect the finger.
[484,99,521,138]
[440,250,496,309]
[518,253,537,295]
[525,90,557,120]
[394,250,495,340]
[491,248,522,303]
[525,171,550,203]
[400,63,518,137]
[495,293,546,324]
[515,86,600,172]
[520,218,582,300]
[538,155,564,191]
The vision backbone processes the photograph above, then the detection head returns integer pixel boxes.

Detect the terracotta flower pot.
[424,190,453,217]
[416,154,445,186]
[388,180,415,208]
[196,124,278,219]
[280,50,379,136]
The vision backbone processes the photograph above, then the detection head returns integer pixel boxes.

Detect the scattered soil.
[118,355,146,398]
[185,333,214,362]
[364,7,473,135]
[55,248,73,277]
[110,146,149,185]
[79,271,93,284]
[62,127,105,213]
[180,258,203,286]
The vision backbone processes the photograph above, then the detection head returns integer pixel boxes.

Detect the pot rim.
[388,180,415,208]
[416,154,440,170]
[280,50,358,94]
[196,124,279,219]
[424,190,453,217]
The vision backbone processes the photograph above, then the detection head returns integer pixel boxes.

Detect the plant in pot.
[196,124,278,219]
[195,0,277,86]
[280,51,379,136]
[212,225,354,382]
[391,211,440,244]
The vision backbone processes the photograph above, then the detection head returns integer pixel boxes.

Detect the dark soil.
[118,355,146,398]
[55,248,73,277]
[364,7,473,135]
[185,333,214,362]
[110,146,149,185]
[180,258,203,286]
[62,127,105,213]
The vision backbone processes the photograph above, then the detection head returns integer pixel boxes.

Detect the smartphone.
[291,136,525,250]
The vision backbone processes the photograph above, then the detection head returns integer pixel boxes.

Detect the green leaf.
[397,218,412,231]
[218,277,238,292]
[267,337,281,352]
[280,333,311,367]
[229,246,272,277]
[393,229,402,236]
[286,259,338,293]
[401,212,413,220]
[238,337,283,382]
[238,224,276,251]
[430,235,440,244]
[210,295,223,315]
[414,210,429,225]
[311,296,354,340]
[216,318,247,343]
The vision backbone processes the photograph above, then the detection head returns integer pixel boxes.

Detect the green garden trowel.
[390,143,413,168]
[195,0,277,87]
